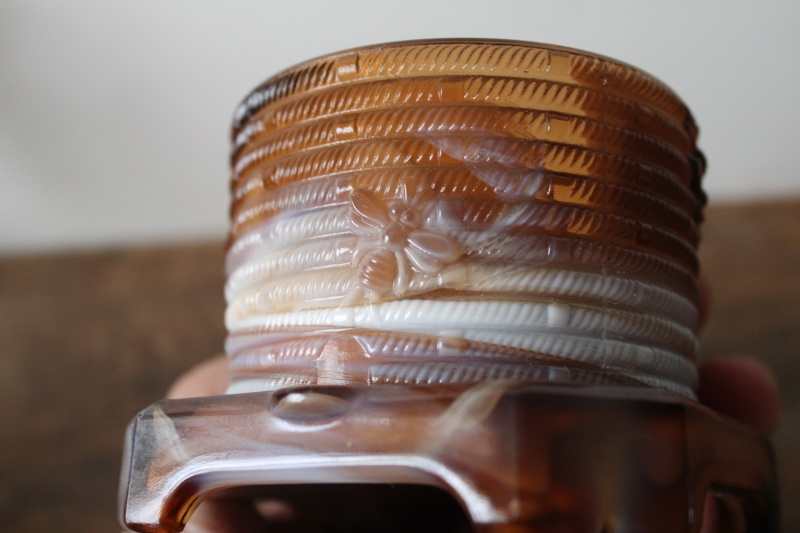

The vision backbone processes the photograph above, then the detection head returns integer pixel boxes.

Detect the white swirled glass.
[223,39,706,399]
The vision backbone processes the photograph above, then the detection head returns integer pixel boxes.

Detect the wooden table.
[1,200,798,532]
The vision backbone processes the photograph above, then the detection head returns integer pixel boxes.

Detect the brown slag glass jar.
[119,39,777,533]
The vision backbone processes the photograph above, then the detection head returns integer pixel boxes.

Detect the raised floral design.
[349,185,460,299]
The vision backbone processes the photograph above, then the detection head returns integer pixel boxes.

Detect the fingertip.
[698,356,781,437]
[184,496,268,533]
[166,355,230,399]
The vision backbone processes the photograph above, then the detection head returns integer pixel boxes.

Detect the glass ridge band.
[225,39,706,397]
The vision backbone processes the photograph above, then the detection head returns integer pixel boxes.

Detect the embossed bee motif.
[349,186,460,299]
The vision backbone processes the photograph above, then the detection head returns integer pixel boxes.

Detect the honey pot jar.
[119,39,777,533]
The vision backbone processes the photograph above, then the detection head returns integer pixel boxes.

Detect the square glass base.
[119,383,777,532]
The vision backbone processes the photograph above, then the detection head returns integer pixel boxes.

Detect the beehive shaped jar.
[118,40,779,533]
[223,39,706,399]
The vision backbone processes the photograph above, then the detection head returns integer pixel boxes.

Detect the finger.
[166,355,229,399]
[699,493,719,533]
[183,496,268,533]
[697,356,781,437]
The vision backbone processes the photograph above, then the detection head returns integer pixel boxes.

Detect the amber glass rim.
[232,38,695,140]
[274,38,649,78]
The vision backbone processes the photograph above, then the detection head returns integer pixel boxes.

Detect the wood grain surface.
[0,200,798,532]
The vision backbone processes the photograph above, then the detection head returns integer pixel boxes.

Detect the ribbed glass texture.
[224,39,706,398]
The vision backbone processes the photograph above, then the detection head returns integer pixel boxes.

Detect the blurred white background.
[1,0,798,254]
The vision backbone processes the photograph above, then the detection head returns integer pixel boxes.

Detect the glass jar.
[119,39,777,533]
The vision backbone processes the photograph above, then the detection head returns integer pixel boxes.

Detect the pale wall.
[1,0,798,253]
